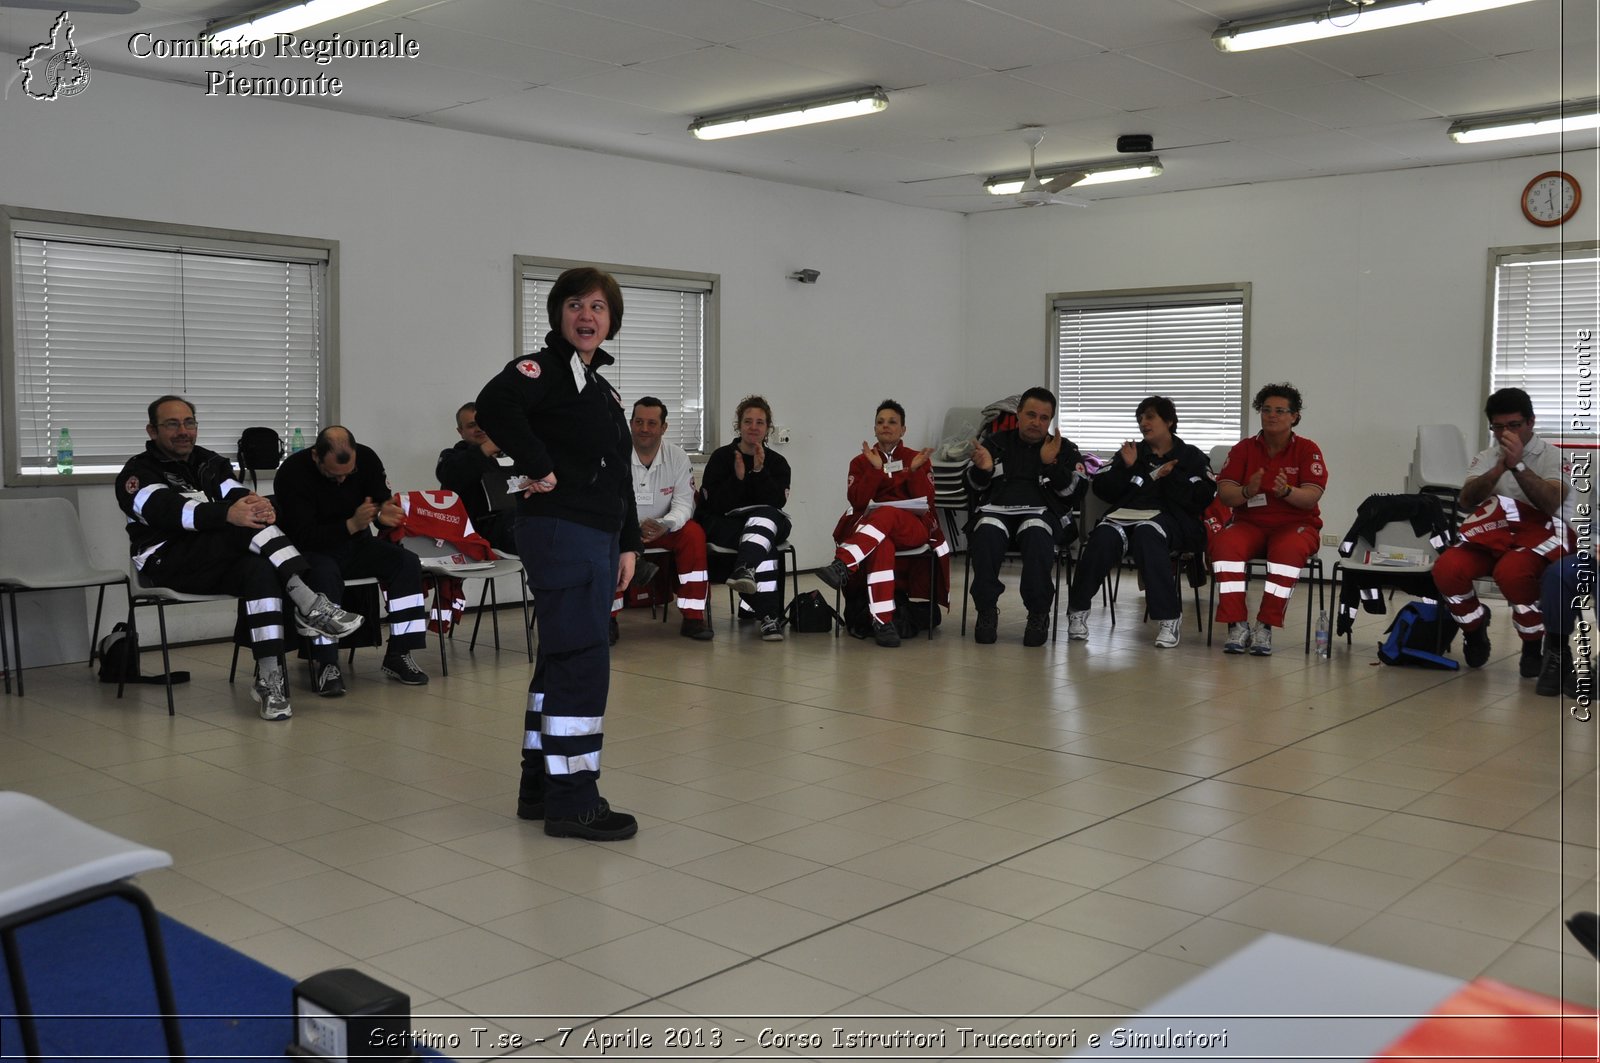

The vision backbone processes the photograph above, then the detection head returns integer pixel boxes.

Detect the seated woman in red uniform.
[817,400,950,646]
[1210,382,1329,656]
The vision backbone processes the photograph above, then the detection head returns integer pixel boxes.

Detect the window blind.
[11,226,327,478]
[1052,290,1246,452]
[520,270,709,454]
[1490,248,1600,435]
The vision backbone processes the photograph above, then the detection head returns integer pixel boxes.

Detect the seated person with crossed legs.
[273,426,431,694]
[965,386,1084,648]
[817,399,949,648]
[115,396,363,721]
[695,395,792,641]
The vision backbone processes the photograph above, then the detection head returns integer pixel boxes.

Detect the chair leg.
[2,925,42,1060]
[468,580,489,653]
[960,553,972,635]
[7,590,24,697]
[2,589,13,696]
[88,584,109,669]
[120,882,187,1063]
[928,550,937,641]
[155,601,176,716]
[518,580,534,662]
[429,583,449,678]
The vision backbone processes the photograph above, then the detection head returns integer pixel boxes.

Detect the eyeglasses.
[156,418,198,431]
[1488,419,1526,433]
[1259,406,1293,416]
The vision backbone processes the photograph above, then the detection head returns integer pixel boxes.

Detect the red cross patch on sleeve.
[124,475,139,493]
[517,359,541,379]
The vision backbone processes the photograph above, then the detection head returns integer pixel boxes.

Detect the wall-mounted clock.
[1522,170,1580,227]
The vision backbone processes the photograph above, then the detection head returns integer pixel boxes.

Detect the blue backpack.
[1378,600,1459,670]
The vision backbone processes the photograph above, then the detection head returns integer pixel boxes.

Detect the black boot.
[517,755,545,820]
[1519,638,1544,678]
[1535,635,1569,697]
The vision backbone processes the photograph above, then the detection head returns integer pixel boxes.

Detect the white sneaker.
[1223,621,1252,654]
[251,668,292,720]
[1249,623,1273,656]
[759,615,786,641]
[295,593,363,639]
[1066,610,1090,641]
[1155,618,1181,649]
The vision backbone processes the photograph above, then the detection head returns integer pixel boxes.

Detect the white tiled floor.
[4,573,1597,1060]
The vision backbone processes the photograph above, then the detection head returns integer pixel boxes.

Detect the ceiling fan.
[1008,130,1089,209]
[0,0,140,11]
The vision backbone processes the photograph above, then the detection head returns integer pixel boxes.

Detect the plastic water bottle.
[56,427,73,475]
[291,427,306,454]
[1315,609,1330,658]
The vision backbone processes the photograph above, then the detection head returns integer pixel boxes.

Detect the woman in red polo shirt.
[1210,383,1329,656]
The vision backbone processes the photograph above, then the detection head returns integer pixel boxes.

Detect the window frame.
[1048,282,1251,455]
[1,204,339,487]
[1483,239,1600,450]
[514,255,718,458]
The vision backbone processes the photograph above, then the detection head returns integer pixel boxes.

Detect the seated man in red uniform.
[612,397,713,642]
[1434,387,1572,675]
[1211,382,1329,656]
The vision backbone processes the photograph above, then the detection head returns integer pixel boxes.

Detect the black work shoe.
[608,615,620,645]
[816,558,851,592]
[680,617,714,641]
[1023,611,1050,647]
[726,565,758,594]
[1536,640,1569,697]
[1462,624,1491,669]
[516,796,545,820]
[381,651,428,686]
[1520,639,1545,678]
[631,558,660,588]
[974,608,999,644]
[872,618,901,648]
[311,661,346,698]
[544,798,638,841]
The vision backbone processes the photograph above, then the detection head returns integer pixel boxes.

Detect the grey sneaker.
[1066,610,1089,641]
[1223,621,1252,654]
[295,594,363,639]
[1155,618,1181,649]
[251,669,291,720]
[1249,623,1273,656]
[311,661,346,697]
[758,615,785,641]
[726,565,758,594]
[816,558,851,592]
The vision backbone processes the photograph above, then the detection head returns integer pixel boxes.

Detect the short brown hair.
[546,267,624,339]
[735,395,773,441]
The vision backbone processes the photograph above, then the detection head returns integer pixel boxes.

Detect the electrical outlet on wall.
[773,426,792,444]
[1322,533,1339,546]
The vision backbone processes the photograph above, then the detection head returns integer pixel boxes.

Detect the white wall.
[962,149,1600,556]
[0,70,966,656]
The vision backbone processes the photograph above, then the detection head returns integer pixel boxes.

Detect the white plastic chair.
[399,538,532,676]
[1407,424,1470,515]
[0,498,130,698]
[0,791,184,1061]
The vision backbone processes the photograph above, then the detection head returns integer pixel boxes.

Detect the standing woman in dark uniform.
[475,267,641,841]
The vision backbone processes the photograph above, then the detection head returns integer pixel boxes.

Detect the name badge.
[883,460,903,474]
[635,484,655,507]
[1247,492,1268,508]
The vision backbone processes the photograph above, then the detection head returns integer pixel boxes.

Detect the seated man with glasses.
[115,395,364,721]
[1434,387,1574,675]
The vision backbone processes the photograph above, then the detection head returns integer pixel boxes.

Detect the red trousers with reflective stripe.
[1210,521,1320,627]
[835,508,934,623]
[612,521,709,620]
[1432,543,1549,640]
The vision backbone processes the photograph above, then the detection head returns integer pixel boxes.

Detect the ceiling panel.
[0,0,1581,215]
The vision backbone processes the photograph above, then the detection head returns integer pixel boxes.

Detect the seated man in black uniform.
[273,426,430,694]
[965,386,1084,647]
[436,402,518,555]
[115,395,363,722]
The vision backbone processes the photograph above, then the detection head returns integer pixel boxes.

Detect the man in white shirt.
[1435,386,1572,675]
[613,397,713,641]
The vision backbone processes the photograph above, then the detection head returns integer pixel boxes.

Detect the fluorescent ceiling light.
[1213,0,1538,53]
[203,0,390,44]
[984,156,1163,195]
[1448,103,1600,143]
[689,88,887,141]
